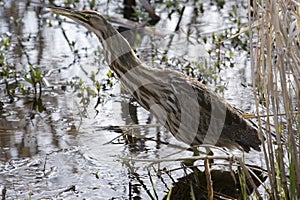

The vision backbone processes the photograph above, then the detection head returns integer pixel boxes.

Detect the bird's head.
[50,7,115,41]
[49,7,141,71]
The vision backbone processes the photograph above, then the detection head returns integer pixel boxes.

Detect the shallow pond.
[0,0,265,199]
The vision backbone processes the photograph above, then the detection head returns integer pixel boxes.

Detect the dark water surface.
[0,0,265,199]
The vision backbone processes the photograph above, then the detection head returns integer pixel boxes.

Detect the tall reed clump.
[249,0,300,199]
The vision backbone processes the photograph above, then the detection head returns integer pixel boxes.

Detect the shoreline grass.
[249,0,300,198]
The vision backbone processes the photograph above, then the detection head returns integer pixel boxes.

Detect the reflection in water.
[0,0,265,199]
[0,92,79,162]
[163,166,267,200]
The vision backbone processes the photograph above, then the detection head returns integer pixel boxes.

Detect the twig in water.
[56,185,77,197]
[127,155,236,170]
[174,6,185,32]
[96,123,161,130]
[17,37,32,66]
[60,26,74,52]
[1,186,6,200]
[139,0,160,23]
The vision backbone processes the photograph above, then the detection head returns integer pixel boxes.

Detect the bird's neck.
[110,50,143,78]
[99,30,143,77]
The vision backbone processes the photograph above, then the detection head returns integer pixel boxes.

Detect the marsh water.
[0,0,265,199]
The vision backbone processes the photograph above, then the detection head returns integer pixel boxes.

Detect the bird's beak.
[49,7,89,23]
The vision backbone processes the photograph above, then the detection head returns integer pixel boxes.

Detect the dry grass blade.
[242,112,300,119]
[204,158,213,200]
[250,0,300,198]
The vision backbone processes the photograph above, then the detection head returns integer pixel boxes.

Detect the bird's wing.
[190,79,262,152]
[128,67,261,151]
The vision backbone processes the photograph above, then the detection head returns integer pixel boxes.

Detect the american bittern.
[50,7,262,152]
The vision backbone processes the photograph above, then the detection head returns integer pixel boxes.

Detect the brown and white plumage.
[50,7,262,152]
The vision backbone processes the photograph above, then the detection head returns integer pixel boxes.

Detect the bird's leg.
[182,146,200,167]
[192,146,200,157]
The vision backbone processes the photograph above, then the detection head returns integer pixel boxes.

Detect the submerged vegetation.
[0,0,299,199]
